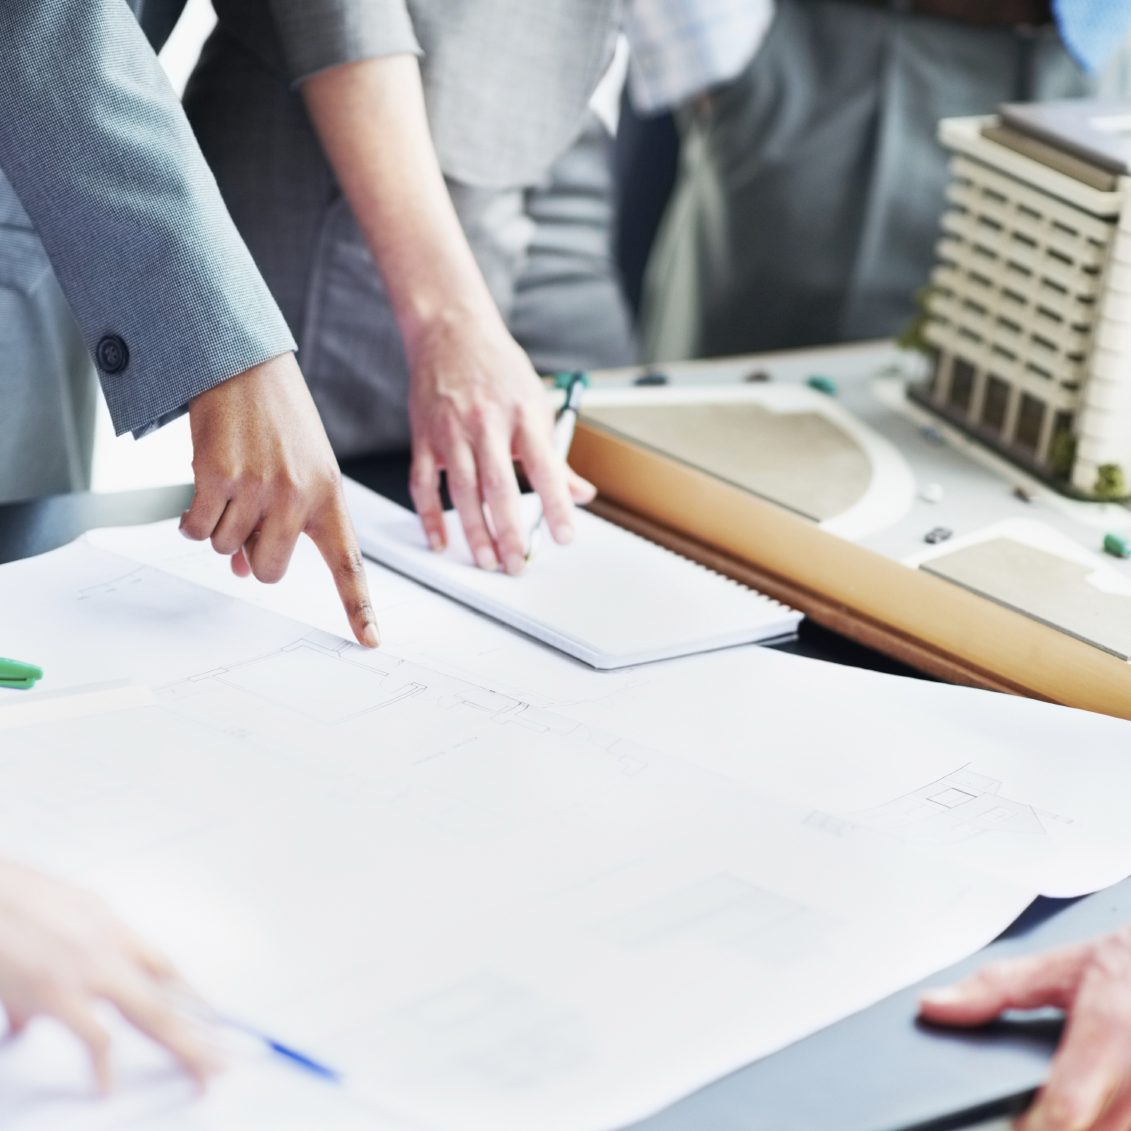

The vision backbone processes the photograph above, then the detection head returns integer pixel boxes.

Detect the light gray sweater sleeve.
[268,0,422,86]
[0,0,296,438]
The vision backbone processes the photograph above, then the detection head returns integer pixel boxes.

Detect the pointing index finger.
[308,500,380,648]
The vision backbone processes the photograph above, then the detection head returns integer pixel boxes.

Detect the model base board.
[575,341,1131,716]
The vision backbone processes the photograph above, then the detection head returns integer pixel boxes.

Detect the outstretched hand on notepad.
[406,310,596,576]
[294,53,594,577]
[921,927,1131,1130]
[0,859,218,1092]
[181,354,380,648]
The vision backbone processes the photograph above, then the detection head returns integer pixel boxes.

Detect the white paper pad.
[3,516,1131,1130]
[345,482,800,668]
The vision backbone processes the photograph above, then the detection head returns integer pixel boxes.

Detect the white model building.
[918,101,1131,500]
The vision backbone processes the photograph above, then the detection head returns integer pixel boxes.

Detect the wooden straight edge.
[572,421,1131,722]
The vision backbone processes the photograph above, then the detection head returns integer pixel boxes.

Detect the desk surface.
[5,457,1127,1131]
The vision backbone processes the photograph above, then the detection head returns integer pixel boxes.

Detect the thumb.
[566,466,597,505]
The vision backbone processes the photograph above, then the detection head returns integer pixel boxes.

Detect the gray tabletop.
[627,882,1131,1131]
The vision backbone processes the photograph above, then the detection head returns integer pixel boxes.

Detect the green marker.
[1104,533,1131,559]
[0,658,43,691]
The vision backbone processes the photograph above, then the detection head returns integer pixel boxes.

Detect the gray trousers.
[0,175,95,504]
[641,0,1131,361]
[303,113,637,456]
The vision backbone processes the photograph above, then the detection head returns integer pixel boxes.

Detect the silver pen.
[524,374,586,563]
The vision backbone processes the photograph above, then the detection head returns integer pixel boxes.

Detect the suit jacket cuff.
[0,0,298,441]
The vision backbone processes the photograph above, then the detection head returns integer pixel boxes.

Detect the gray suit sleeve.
[267,0,422,85]
[0,0,296,438]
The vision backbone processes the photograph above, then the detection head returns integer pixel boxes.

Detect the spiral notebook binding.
[591,509,798,616]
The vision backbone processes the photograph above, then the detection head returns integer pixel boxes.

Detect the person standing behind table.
[183,0,638,580]
[632,0,1131,361]
[0,0,379,649]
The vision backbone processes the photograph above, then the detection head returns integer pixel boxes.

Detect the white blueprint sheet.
[85,516,1131,898]
[0,515,1127,1128]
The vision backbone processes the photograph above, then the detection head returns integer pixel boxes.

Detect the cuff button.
[96,334,129,374]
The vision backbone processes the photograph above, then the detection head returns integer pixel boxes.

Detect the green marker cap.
[1103,533,1131,559]
[0,657,44,690]
[552,370,590,390]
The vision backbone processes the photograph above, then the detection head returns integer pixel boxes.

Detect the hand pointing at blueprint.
[180,357,381,650]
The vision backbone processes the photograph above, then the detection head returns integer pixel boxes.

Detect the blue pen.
[179,997,342,1084]
[247,1028,342,1083]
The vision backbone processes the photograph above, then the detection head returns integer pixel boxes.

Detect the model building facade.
[917,101,1131,500]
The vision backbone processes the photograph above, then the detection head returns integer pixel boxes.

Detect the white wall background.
[91,0,217,492]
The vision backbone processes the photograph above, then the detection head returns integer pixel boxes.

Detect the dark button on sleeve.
[96,334,129,374]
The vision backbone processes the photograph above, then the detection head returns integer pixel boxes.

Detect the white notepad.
[346,480,801,669]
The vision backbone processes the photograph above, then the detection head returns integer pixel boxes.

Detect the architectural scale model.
[916,100,1131,501]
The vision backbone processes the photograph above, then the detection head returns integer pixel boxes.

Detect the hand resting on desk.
[0,859,217,1093]
[921,927,1131,1130]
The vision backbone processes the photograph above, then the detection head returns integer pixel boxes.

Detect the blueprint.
[2,515,1131,1128]
[87,514,1131,897]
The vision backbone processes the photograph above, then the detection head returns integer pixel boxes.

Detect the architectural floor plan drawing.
[850,766,1050,845]
[4,523,1131,1129]
[64,516,1131,901]
[79,515,1131,902]
[179,637,431,725]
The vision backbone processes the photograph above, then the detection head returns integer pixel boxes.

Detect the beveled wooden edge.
[574,420,1131,722]
[587,497,1034,697]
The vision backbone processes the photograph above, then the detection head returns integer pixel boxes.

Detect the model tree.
[1093,463,1128,501]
